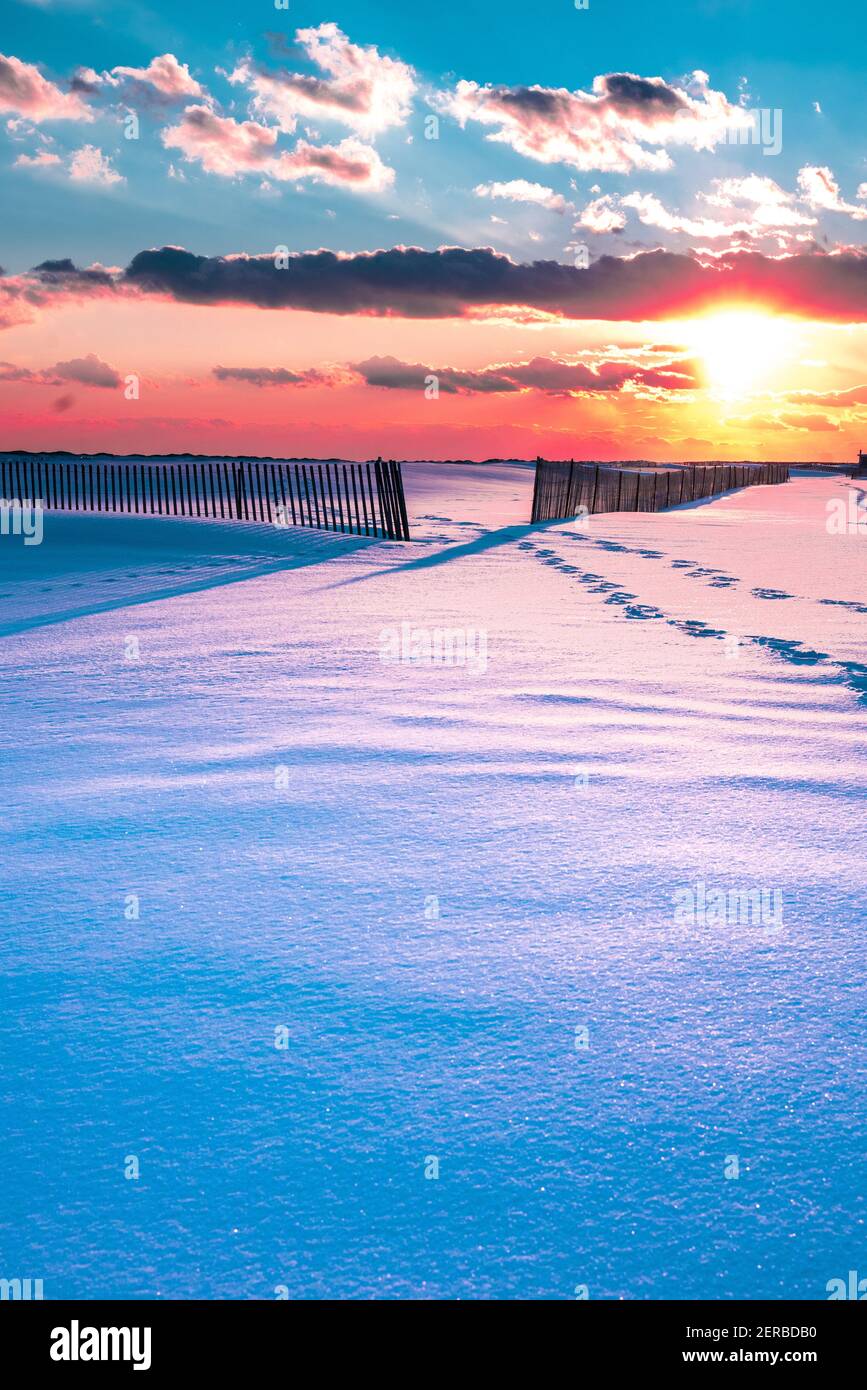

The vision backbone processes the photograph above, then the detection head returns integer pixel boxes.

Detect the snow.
[0,464,864,1299]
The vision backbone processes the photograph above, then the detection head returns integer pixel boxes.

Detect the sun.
[686,310,796,399]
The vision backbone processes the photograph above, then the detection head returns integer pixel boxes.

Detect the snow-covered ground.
[0,464,864,1299]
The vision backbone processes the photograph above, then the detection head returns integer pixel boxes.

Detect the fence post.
[531,458,541,523]
[392,461,410,540]
[373,458,389,537]
[384,460,400,538]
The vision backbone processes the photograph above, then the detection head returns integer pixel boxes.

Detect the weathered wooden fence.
[531,459,790,523]
[0,456,411,541]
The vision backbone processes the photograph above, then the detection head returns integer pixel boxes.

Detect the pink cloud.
[271,137,393,191]
[162,106,278,175]
[777,411,840,431]
[162,106,393,190]
[69,145,124,186]
[104,53,203,99]
[54,352,121,387]
[0,352,120,387]
[0,52,92,123]
[0,259,117,331]
[14,149,62,168]
[13,143,123,186]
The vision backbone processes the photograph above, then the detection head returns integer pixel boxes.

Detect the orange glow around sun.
[684,310,800,399]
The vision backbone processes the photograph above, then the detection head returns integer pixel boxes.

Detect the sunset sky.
[2,0,866,460]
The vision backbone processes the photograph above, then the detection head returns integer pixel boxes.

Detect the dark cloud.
[600,73,687,113]
[0,354,119,388]
[54,353,120,388]
[249,64,369,116]
[352,356,519,393]
[263,33,304,61]
[32,259,115,288]
[351,352,700,395]
[495,87,570,119]
[212,365,331,387]
[4,245,867,329]
[70,70,101,95]
[0,360,42,382]
[119,244,867,322]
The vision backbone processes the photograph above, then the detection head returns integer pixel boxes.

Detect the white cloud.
[797,165,867,221]
[576,194,626,233]
[701,175,815,228]
[437,69,751,174]
[575,176,816,244]
[474,178,570,212]
[230,23,415,139]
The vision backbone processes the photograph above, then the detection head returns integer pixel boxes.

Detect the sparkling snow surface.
[0,465,865,1299]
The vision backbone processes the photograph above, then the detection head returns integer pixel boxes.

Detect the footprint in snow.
[668,618,726,638]
[625,604,664,620]
[819,598,867,614]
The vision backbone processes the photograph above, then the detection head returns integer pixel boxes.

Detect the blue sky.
[3,0,865,270]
